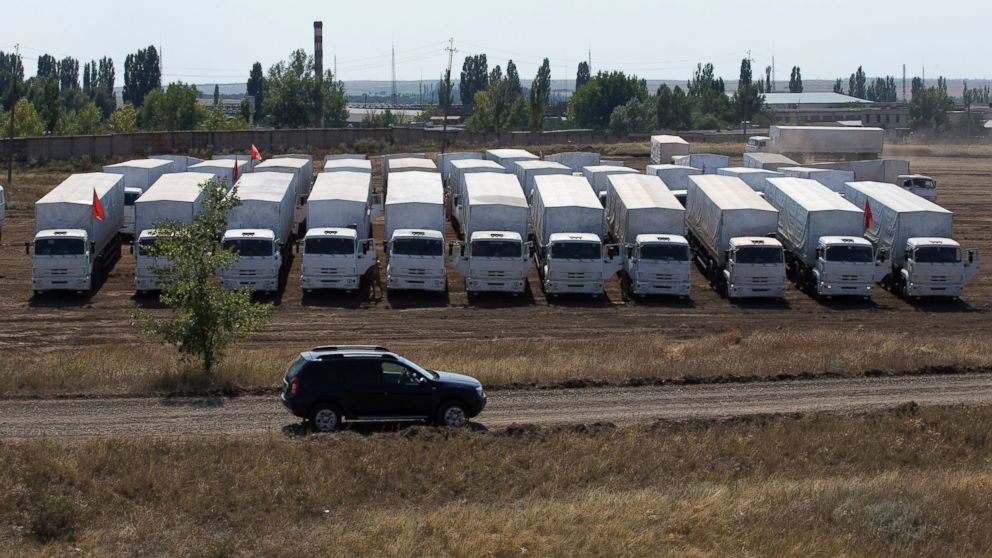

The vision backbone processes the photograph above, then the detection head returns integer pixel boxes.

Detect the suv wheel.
[437,401,468,428]
[310,404,342,433]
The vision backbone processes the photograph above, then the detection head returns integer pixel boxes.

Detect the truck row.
[26,144,980,303]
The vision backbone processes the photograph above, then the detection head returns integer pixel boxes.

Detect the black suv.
[281,346,487,432]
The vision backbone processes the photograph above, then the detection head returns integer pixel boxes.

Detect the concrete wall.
[0,128,646,163]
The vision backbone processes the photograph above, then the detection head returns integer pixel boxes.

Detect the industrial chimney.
[314,21,324,126]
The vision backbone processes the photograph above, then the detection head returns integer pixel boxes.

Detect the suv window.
[381,361,423,386]
[323,358,381,387]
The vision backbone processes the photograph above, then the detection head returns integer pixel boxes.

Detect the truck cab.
[386,229,447,292]
[120,187,142,237]
[745,136,771,153]
[300,227,376,293]
[723,237,786,299]
[896,175,937,202]
[897,238,979,299]
[219,229,284,292]
[31,229,94,293]
[812,236,887,299]
[448,231,531,294]
[623,234,692,297]
[542,233,620,296]
[134,229,170,293]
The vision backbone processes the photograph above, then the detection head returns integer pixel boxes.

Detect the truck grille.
[406,268,427,276]
[930,276,947,283]
[239,270,257,277]
[49,269,69,276]
[320,268,341,275]
[751,277,769,283]
[654,273,674,281]
[566,272,588,280]
[486,270,506,278]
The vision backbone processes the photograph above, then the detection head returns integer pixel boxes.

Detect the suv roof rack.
[309,345,390,353]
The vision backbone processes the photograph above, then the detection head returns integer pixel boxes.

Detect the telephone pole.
[441,38,457,155]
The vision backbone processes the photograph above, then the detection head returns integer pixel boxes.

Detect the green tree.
[201,106,247,131]
[609,97,656,135]
[58,57,79,93]
[123,46,162,107]
[138,88,166,129]
[108,102,138,133]
[569,70,648,129]
[669,86,693,130]
[321,70,349,127]
[239,98,252,123]
[731,58,765,124]
[833,78,844,94]
[36,54,58,80]
[909,76,953,132]
[9,97,44,136]
[789,66,803,93]
[464,90,492,132]
[247,62,264,118]
[505,59,522,99]
[459,54,489,107]
[1,50,26,111]
[848,66,867,99]
[133,178,272,374]
[64,100,102,135]
[655,83,673,127]
[687,62,731,124]
[528,58,551,131]
[38,77,61,134]
[437,70,453,110]
[164,82,202,130]
[575,61,590,91]
[262,49,315,128]
[213,84,220,106]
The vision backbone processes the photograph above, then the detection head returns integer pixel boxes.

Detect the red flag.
[864,199,873,230]
[92,188,106,222]
[250,144,262,161]
[233,156,240,183]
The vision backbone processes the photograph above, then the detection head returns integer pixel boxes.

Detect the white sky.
[6,0,990,85]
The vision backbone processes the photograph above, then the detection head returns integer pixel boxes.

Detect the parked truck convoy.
[448,173,531,294]
[300,171,379,293]
[843,181,979,300]
[254,157,314,235]
[686,175,786,299]
[605,174,691,298]
[219,173,296,293]
[531,175,621,297]
[103,159,174,237]
[384,171,447,292]
[31,173,124,295]
[133,172,213,293]
[764,177,887,300]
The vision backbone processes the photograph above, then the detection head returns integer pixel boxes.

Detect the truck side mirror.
[24,241,30,256]
[878,249,888,263]
[452,195,460,207]
[625,245,633,259]
[527,242,535,258]
[129,243,134,255]
[295,240,301,254]
[447,242,454,256]
[91,241,96,254]
[968,249,976,264]
[724,249,731,263]
[459,244,465,258]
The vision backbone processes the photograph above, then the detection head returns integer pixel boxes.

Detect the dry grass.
[2,404,992,556]
[1,329,989,397]
[885,143,992,159]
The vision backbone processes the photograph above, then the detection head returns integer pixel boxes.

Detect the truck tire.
[309,403,342,433]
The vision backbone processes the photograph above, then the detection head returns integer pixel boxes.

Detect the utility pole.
[7,44,19,185]
[441,37,457,155]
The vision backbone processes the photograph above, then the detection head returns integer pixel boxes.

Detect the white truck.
[515,160,571,198]
[219,173,295,293]
[768,126,884,159]
[843,181,979,300]
[254,157,315,235]
[605,174,691,298]
[765,177,887,299]
[686,175,786,299]
[672,154,730,174]
[650,135,690,165]
[150,155,204,173]
[323,158,372,174]
[384,157,437,190]
[742,152,799,171]
[133,172,214,293]
[531,175,621,297]
[103,159,174,237]
[485,148,539,171]
[449,159,506,229]
[437,151,483,182]
[780,167,855,193]
[188,159,249,187]
[384,171,447,292]
[30,173,124,295]
[896,175,938,202]
[581,165,639,200]
[545,151,600,171]
[448,173,531,295]
[716,167,783,193]
[301,171,379,293]
[744,136,771,153]
[645,164,702,205]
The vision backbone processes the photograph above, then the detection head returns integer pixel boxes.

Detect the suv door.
[379,360,436,417]
[335,358,389,417]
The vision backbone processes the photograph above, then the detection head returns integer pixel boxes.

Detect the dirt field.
[0,142,989,378]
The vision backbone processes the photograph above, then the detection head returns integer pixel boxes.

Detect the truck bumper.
[633,281,691,296]
[907,282,963,298]
[544,279,603,295]
[728,283,785,299]
[135,275,163,292]
[387,275,446,292]
[33,275,91,292]
[466,277,526,293]
[221,277,279,292]
[301,274,360,290]
[817,282,875,298]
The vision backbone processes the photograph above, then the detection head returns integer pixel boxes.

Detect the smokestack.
[314,21,324,126]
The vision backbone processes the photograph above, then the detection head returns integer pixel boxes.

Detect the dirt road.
[2,373,990,438]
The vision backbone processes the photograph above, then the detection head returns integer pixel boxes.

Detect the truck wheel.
[309,404,342,433]
[436,401,468,428]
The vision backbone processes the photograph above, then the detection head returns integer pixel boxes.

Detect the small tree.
[109,102,138,133]
[789,66,803,93]
[133,178,272,374]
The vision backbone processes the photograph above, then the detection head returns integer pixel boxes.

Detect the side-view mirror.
[724,249,731,263]
[129,243,134,255]
[90,241,96,254]
[447,242,454,257]
[968,249,976,264]
[24,241,31,256]
[294,240,301,254]
[459,244,465,258]
[526,241,534,258]
[452,194,460,207]
[878,248,889,263]
[625,245,634,259]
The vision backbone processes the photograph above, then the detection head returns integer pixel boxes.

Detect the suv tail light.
[289,377,301,396]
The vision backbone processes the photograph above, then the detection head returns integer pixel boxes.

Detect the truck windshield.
[907,179,935,190]
[223,238,273,257]
[824,245,873,263]
[306,237,355,255]
[640,244,690,262]
[392,238,443,256]
[735,246,783,264]
[914,246,960,263]
[137,237,159,257]
[551,241,601,260]
[35,237,85,256]
[471,240,521,258]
